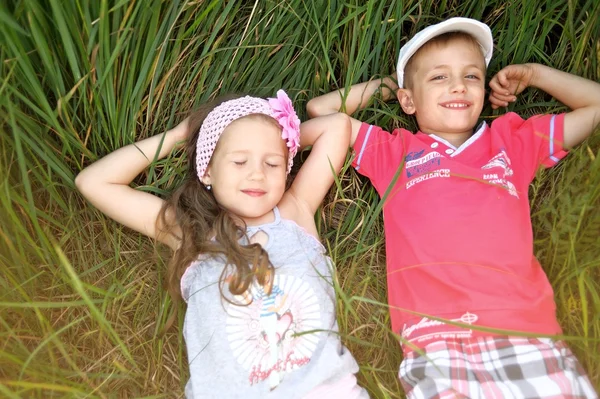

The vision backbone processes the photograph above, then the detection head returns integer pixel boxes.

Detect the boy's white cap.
[396,17,494,88]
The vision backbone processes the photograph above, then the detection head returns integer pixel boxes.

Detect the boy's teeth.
[445,103,467,108]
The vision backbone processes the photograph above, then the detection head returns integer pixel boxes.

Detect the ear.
[200,167,212,186]
[397,88,416,115]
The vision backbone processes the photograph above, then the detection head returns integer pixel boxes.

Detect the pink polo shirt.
[352,112,567,352]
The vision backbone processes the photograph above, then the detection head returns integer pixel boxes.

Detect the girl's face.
[202,116,288,226]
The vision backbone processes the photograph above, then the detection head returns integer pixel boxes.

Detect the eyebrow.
[430,64,484,70]
[226,150,285,158]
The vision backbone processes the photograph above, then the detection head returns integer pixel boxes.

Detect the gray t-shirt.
[181,207,365,398]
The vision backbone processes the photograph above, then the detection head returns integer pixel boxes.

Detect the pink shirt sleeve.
[495,112,567,181]
[351,122,407,192]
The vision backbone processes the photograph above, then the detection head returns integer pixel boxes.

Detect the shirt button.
[445,149,454,154]
[431,142,439,148]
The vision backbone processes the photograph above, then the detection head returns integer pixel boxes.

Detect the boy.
[307,17,600,398]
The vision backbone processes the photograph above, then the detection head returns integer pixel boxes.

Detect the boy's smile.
[399,38,486,147]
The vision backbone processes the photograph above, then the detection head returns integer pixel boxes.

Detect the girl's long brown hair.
[157,95,277,306]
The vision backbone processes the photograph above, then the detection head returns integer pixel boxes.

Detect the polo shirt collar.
[427,122,487,157]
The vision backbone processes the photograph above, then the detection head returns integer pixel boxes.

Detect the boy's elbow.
[306,97,337,118]
[306,98,320,118]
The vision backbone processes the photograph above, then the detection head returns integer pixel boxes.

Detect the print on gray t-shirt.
[181,207,365,398]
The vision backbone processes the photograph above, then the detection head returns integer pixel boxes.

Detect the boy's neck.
[423,129,473,148]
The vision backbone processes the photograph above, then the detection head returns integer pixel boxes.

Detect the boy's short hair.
[403,32,485,89]
[397,17,494,89]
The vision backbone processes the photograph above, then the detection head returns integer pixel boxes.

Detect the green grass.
[1,0,599,397]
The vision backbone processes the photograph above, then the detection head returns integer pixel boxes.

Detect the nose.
[248,161,266,181]
[450,76,467,94]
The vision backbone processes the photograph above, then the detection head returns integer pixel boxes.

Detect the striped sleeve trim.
[548,114,560,164]
[354,125,373,171]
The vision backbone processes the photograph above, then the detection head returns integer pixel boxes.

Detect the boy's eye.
[431,75,446,81]
[466,74,480,79]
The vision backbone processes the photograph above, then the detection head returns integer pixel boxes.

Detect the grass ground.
[1,0,599,397]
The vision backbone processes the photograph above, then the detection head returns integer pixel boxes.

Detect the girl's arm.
[283,113,351,219]
[75,119,189,250]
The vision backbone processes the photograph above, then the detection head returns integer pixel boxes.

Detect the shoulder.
[180,263,200,303]
[180,256,223,302]
[358,121,413,138]
[276,197,319,238]
[489,111,558,132]
[354,121,415,155]
[488,112,526,130]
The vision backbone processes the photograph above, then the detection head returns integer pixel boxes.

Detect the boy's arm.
[306,75,398,145]
[489,63,600,148]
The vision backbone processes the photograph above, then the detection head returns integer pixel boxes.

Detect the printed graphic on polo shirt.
[481,150,518,198]
[401,312,479,344]
[405,149,450,189]
[225,274,321,390]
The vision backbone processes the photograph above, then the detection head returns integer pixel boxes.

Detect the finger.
[489,76,512,96]
[489,79,505,94]
[491,92,516,103]
[489,93,510,108]
[489,77,500,90]
[496,70,510,88]
[492,92,517,103]
[488,94,504,107]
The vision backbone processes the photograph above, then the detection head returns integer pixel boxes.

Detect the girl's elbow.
[332,113,352,142]
[74,171,86,192]
[74,170,95,195]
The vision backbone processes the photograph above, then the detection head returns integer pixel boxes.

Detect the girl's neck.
[233,208,277,228]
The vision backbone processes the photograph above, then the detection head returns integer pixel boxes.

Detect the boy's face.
[399,38,486,141]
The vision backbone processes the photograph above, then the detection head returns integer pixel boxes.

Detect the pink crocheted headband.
[195,90,301,180]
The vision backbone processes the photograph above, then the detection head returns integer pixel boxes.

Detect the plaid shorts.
[399,336,598,399]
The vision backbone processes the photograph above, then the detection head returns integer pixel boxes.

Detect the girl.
[75,90,369,398]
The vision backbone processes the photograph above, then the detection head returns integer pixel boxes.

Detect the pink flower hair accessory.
[267,90,301,159]
[195,91,301,181]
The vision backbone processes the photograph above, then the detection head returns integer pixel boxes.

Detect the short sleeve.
[527,113,568,168]
[180,264,198,303]
[351,122,407,190]
[180,259,208,303]
[493,112,568,180]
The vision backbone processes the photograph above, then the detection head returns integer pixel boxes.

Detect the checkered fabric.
[399,336,598,399]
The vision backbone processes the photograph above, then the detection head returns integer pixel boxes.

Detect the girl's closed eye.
[233,160,247,166]
[266,162,281,168]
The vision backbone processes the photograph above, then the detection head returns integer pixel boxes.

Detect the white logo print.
[226,274,321,390]
[481,150,514,177]
[401,312,479,343]
[481,150,518,198]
